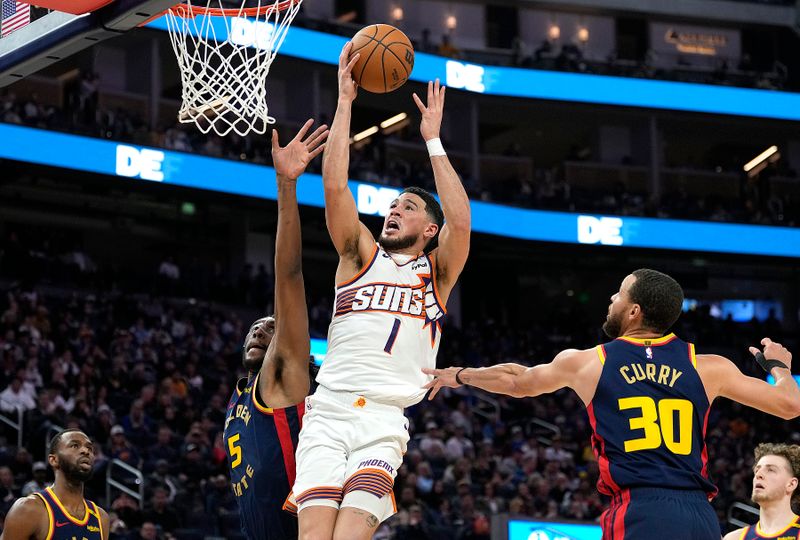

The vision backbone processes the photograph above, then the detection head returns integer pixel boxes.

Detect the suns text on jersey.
[349,284,426,316]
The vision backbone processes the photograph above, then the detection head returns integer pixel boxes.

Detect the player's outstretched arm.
[422,349,589,400]
[412,79,470,302]
[0,496,46,540]
[322,42,375,275]
[698,338,800,420]
[262,119,328,401]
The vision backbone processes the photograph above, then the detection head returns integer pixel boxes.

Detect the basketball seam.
[349,24,380,56]
[382,44,413,79]
[357,30,395,87]
[381,46,388,93]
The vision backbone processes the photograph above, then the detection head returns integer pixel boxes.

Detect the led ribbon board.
[2,123,800,257]
[508,519,602,540]
[144,17,800,121]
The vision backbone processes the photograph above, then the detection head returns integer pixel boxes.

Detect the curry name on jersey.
[33,487,103,540]
[587,333,717,496]
[317,244,446,408]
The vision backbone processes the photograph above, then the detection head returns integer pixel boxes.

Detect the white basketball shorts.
[293,385,409,522]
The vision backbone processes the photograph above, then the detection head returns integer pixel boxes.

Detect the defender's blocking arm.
[422,349,589,400]
[259,119,328,401]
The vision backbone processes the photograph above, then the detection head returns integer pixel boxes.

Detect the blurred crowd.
[0,230,796,539]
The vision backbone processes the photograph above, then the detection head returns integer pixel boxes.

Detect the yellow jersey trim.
[738,527,747,540]
[689,343,697,369]
[92,501,104,539]
[756,514,800,537]
[617,333,676,346]
[595,345,606,365]
[250,372,274,415]
[46,487,90,525]
[33,492,55,540]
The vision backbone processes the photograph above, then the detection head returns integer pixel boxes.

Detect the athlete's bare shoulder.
[1,494,48,540]
[722,527,745,540]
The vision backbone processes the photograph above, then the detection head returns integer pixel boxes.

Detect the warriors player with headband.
[294,43,471,540]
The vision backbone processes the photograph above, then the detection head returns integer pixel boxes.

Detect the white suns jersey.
[316,244,446,408]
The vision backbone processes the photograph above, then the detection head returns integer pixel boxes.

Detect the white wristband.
[426,138,446,157]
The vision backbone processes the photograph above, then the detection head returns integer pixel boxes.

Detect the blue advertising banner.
[145,17,800,121]
[3,123,800,257]
[508,519,602,540]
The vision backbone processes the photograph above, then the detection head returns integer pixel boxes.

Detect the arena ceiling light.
[352,125,379,143]
[380,112,407,129]
[743,145,779,177]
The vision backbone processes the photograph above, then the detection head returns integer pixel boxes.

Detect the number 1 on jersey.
[384,318,401,354]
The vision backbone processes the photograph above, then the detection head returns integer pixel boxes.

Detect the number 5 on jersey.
[619,396,693,455]
[228,434,242,468]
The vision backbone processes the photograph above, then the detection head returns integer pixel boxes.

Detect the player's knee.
[298,523,334,540]
[332,508,380,540]
[332,525,375,540]
[298,506,337,540]
[299,532,333,540]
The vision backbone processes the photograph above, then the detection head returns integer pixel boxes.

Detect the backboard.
[0,0,176,87]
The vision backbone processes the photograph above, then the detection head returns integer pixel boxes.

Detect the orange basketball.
[348,24,414,94]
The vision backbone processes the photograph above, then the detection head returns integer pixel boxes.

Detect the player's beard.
[602,311,623,338]
[752,487,781,505]
[60,458,93,483]
[379,231,418,252]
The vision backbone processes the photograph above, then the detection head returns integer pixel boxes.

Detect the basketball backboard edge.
[0,0,175,87]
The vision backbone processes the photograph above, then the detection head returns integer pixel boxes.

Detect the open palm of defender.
[271,118,329,180]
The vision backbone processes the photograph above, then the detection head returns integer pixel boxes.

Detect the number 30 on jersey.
[619,396,693,455]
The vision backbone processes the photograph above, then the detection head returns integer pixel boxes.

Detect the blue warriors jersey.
[587,333,717,496]
[740,516,800,540]
[224,374,304,540]
[32,487,103,540]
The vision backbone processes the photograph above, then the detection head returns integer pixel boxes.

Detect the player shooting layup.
[294,43,471,540]
[425,269,800,540]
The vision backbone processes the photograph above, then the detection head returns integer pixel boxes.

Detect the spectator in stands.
[0,372,36,413]
[438,34,460,58]
[143,486,181,533]
[158,257,181,295]
[121,398,155,447]
[109,424,141,467]
[138,521,159,540]
[111,492,143,530]
[0,466,19,517]
[20,461,48,496]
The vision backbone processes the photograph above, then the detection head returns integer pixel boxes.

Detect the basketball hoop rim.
[168,0,298,19]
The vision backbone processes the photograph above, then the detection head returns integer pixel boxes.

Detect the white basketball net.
[164,0,303,136]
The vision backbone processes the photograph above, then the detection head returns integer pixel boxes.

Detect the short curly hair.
[754,443,800,510]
